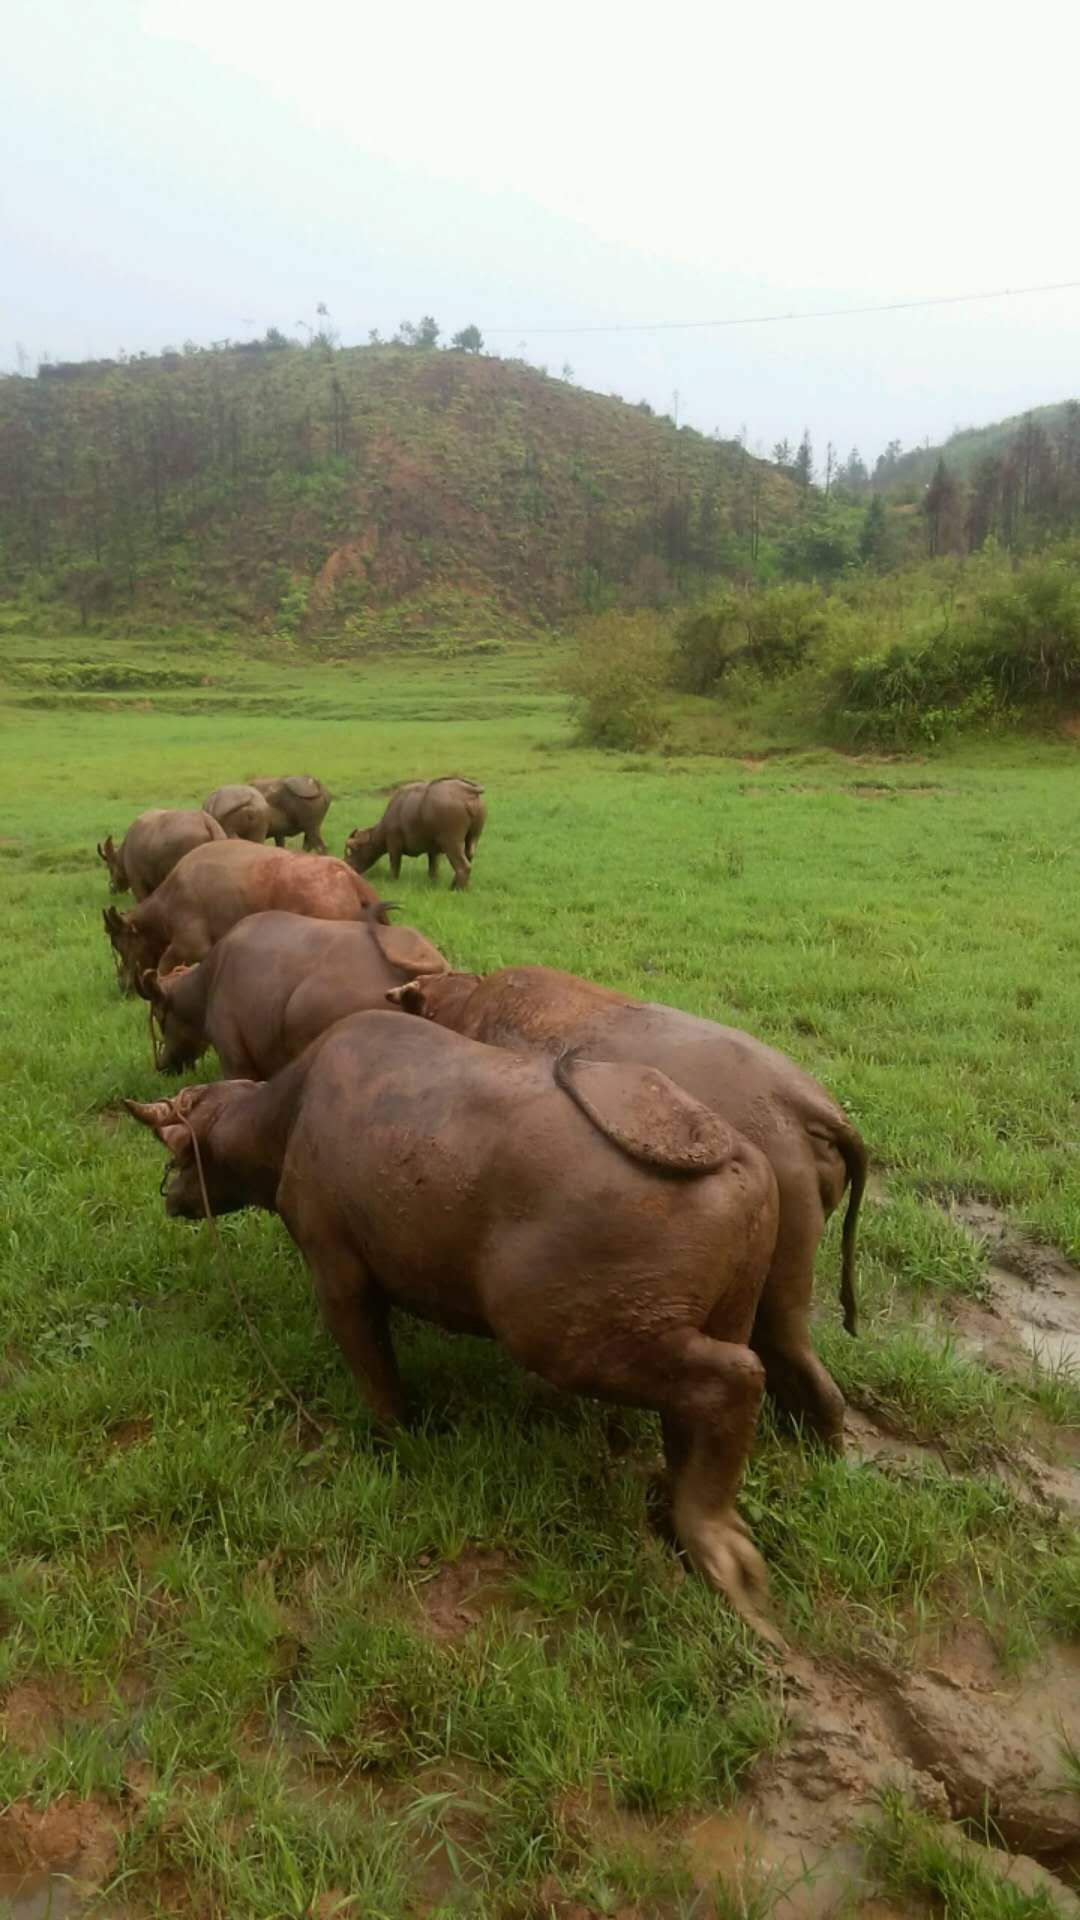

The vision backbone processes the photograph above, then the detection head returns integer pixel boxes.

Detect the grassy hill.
[880,398,1080,497]
[0,342,797,641]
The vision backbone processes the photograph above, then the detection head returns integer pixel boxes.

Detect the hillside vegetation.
[0,340,796,639]
[880,399,1080,498]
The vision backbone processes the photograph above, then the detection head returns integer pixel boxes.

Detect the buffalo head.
[385,969,481,1025]
[343,827,375,873]
[136,965,205,1074]
[125,1081,257,1218]
[97,834,127,893]
[102,904,142,993]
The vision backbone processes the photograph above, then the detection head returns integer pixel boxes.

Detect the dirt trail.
[948,1197,1080,1377]
[686,1188,1080,1918]
[704,1634,1080,1918]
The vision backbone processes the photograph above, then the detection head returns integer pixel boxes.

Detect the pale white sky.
[4,0,1079,459]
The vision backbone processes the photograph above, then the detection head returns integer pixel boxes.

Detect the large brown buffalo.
[142,905,447,1077]
[388,965,868,1452]
[344,777,486,891]
[103,840,381,993]
[249,776,331,852]
[127,1010,779,1628]
[203,784,271,843]
[97,809,225,901]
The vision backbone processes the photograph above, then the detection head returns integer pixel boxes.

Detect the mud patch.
[411,1548,514,1641]
[947,1198,1080,1375]
[722,1644,1080,1916]
[1,1683,63,1751]
[889,1640,1080,1854]
[106,1417,152,1451]
[0,1798,122,1916]
[843,1406,950,1476]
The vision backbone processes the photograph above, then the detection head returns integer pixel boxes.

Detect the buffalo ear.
[96,840,106,861]
[385,979,427,1015]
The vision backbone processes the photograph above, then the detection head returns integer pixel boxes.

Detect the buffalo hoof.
[676,1505,786,1650]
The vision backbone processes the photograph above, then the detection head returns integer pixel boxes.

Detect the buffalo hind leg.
[273,833,286,848]
[655,1333,778,1637]
[386,834,404,881]
[301,1239,407,1428]
[506,1316,772,1635]
[427,850,441,883]
[750,1219,846,1453]
[447,838,471,890]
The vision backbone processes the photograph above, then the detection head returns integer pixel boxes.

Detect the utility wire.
[481,277,1080,338]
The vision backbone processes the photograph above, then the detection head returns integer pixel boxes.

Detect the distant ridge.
[0,342,798,635]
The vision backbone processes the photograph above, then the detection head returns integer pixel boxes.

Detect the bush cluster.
[561,611,671,750]
[828,560,1080,745]
[564,549,1080,753]
[673,585,833,695]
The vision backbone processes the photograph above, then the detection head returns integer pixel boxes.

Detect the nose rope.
[147,999,164,1073]
[174,1114,327,1443]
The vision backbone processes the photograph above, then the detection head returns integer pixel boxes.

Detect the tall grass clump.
[561,610,672,750]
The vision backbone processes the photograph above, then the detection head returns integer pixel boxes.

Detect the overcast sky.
[4,0,1079,463]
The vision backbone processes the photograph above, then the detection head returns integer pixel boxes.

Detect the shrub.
[672,584,832,695]
[827,558,1080,745]
[671,591,744,694]
[966,560,1080,700]
[562,611,671,750]
[776,506,860,581]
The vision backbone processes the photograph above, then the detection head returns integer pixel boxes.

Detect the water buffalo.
[344,777,486,891]
[203,784,271,843]
[249,776,331,852]
[103,840,382,993]
[387,965,868,1453]
[141,905,448,1077]
[126,1010,779,1628]
[97,809,225,901]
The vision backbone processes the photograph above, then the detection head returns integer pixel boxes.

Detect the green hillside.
[0,341,796,639]
[880,398,1080,497]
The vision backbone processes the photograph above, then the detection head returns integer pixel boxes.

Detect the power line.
[482,277,1080,338]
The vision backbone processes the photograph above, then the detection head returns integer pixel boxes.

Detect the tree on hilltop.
[924,456,963,556]
[395,316,441,348]
[859,493,890,568]
[451,325,484,353]
[792,429,813,489]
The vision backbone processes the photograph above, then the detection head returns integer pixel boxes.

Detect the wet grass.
[1,628,1079,1913]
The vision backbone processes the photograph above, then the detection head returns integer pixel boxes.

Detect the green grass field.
[1,631,1079,1918]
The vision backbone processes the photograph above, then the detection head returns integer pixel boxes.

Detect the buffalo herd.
[102,765,865,1636]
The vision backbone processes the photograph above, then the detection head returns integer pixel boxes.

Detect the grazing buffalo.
[97,809,225,901]
[345,776,486,891]
[249,776,331,852]
[142,905,448,1078]
[127,1010,779,1628]
[103,840,382,993]
[203,785,271,843]
[388,965,868,1453]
